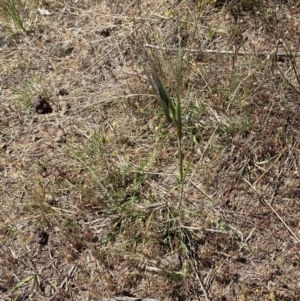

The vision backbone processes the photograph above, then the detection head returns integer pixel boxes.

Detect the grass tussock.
[0,0,26,33]
[1,0,300,300]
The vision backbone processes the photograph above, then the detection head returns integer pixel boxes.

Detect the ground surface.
[1,0,300,300]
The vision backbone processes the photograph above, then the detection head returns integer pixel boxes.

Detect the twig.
[59,265,77,289]
[144,44,300,57]
[77,2,170,78]
[101,297,160,301]
[252,147,286,186]
[189,179,215,203]
[244,179,300,244]
[191,257,210,301]
[180,223,210,300]
[180,225,227,234]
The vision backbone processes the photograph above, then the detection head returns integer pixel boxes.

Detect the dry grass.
[1,0,300,300]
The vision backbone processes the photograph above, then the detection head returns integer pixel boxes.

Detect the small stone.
[59,100,70,115]
[160,253,181,271]
[44,284,52,297]
[52,42,74,57]
[54,128,66,143]
[45,194,54,204]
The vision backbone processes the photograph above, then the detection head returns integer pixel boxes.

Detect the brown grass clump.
[1,0,300,300]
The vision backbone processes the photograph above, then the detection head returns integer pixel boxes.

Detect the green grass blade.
[151,70,172,122]
[176,23,183,140]
[145,51,176,123]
